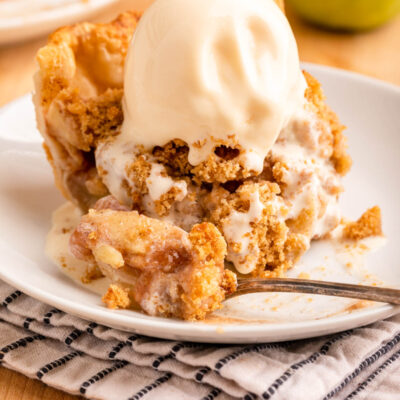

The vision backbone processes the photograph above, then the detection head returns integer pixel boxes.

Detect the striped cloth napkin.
[1,280,400,400]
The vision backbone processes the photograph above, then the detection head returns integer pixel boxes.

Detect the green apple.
[286,0,400,31]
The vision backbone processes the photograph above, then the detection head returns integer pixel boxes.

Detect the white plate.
[0,0,119,45]
[0,64,399,343]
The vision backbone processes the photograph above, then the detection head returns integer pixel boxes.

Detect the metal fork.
[227,278,400,305]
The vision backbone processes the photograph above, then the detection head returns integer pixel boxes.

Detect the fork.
[227,278,400,305]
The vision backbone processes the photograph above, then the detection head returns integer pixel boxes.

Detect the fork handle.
[229,278,400,305]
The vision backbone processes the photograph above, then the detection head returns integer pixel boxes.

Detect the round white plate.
[0,0,120,45]
[0,64,399,343]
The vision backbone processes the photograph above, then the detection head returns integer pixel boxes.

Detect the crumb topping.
[343,206,383,240]
[102,284,131,309]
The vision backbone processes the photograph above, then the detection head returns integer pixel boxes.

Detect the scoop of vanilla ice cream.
[120,0,306,171]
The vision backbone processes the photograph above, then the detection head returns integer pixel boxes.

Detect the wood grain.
[0,1,398,399]
[0,367,82,400]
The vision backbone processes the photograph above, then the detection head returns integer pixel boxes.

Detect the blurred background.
[0,0,399,108]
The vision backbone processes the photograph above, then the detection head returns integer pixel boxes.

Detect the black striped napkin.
[1,280,400,400]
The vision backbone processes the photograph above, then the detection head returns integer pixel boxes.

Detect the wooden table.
[0,1,399,399]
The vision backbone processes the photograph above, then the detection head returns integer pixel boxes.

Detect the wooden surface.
[0,1,399,399]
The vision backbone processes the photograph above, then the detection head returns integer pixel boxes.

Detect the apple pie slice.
[34,1,381,321]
